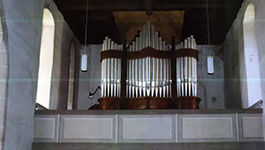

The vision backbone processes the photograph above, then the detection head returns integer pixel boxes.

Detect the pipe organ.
[100,22,200,110]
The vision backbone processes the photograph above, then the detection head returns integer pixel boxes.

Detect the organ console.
[99,22,200,110]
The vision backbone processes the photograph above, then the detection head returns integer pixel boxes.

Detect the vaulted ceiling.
[54,0,243,45]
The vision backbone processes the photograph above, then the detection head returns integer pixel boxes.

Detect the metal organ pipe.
[176,35,198,97]
[132,41,135,98]
[151,25,155,97]
[124,22,172,98]
[110,41,114,97]
[166,44,170,97]
[139,32,143,97]
[129,45,132,98]
[126,45,129,98]
[154,32,159,97]
[101,37,122,98]
[101,37,107,97]
[101,23,198,108]
[135,37,139,98]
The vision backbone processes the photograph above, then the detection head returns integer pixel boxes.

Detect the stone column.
[0,16,8,150]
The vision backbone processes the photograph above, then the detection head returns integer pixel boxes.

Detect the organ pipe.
[100,22,199,110]
[176,35,198,97]
[125,22,171,98]
[101,37,122,98]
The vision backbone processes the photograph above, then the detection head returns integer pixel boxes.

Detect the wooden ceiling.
[54,0,243,45]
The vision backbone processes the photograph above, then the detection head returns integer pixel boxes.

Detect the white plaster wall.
[1,0,43,149]
[0,0,80,149]
[223,0,265,140]
[36,9,55,109]
[0,3,8,149]
[44,0,81,110]
[197,45,225,109]
[223,13,246,108]
[0,35,7,150]
[243,5,262,107]
[253,0,265,141]
[78,45,101,109]
[67,43,76,110]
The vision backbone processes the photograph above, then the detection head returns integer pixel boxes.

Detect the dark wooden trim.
[97,96,200,110]
[126,97,171,110]
[101,48,199,61]
[120,44,127,108]
[174,96,201,109]
[98,97,121,110]
[175,48,199,60]
[35,109,263,115]
[127,47,171,59]
[100,50,124,61]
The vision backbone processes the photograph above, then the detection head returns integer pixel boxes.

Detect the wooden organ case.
[99,22,200,110]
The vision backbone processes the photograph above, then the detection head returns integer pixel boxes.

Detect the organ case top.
[99,22,200,110]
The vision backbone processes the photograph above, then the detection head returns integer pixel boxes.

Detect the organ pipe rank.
[99,22,200,110]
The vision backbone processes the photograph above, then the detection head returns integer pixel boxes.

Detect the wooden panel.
[34,115,59,142]
[238,114,264,141]
[119,115,175,142]
[179,114,237,142]
[33,111,263,143]
[59,115,117,143]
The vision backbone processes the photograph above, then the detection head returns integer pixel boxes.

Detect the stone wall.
[77,45,225,110]
[0,0,80,149]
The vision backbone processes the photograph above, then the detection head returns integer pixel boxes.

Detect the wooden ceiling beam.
[54,0,243,44]
[145,0,153,16]
[62,2,206,11]
[60,0,241,11]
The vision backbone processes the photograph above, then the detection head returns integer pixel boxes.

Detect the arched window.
[36,8,55,109]
[67,43,76,110]
[243,4,262,107]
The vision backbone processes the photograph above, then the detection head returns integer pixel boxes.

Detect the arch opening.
[243,3,262,108]
[36,8,55,109]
